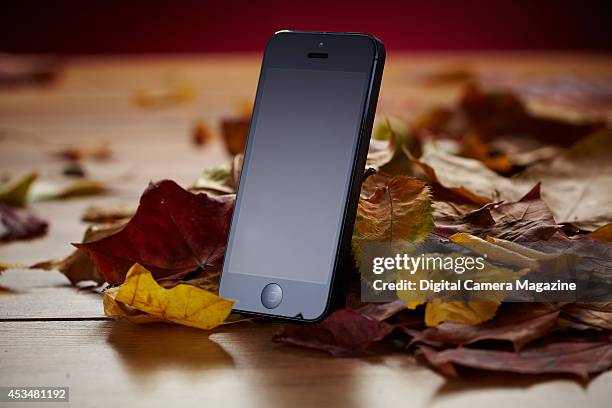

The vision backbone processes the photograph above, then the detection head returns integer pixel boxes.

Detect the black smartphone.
[219,31,385,322]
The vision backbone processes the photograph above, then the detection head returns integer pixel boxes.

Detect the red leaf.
[561,303,612,331]
[418,333,612,379]
[76,180,234,284]
[273,309,395,357]
[0,203,48,242]
[434,183,560,242]
[411,303,561,351]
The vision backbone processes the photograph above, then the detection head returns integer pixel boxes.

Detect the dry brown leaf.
[561,303,612,331]
[353,173,432,261]
[192,120,212,146]
[516,129,612,230]
[81,204,134,224]
[412,303,561,351]
[31,222,125,285]
[221,117,250,155]
[418,333,612,379]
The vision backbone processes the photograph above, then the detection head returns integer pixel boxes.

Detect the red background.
[2,0,611,54]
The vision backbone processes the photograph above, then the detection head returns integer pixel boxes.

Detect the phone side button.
[261,283,283,309]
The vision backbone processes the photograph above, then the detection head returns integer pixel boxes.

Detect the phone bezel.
[219,31,385,322]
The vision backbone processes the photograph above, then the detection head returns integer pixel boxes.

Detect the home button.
[261,283,283,309]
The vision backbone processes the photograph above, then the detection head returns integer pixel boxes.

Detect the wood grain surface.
[1,53,611,407]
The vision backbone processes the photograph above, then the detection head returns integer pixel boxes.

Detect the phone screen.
[224,66,369,284]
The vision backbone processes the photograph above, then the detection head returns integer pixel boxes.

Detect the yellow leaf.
[425,300,500,326]
[0,173,37,207]
[450,232,540,270]
[103,287,163,324]
[29,179,106,202]
[406,301,424,310]
[109,264,234,330]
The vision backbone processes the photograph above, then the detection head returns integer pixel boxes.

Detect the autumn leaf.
[221,117,250,155]
[412,303,561,351]
[273,309,395,356]
[191,120,212,147]
[434,183,560,242]
[0,173,37,207]
[516,129,612,230]
[81,204,134,224]
[457,83,605,148]
[193,154,243,196]
[104,263,233,330]
[77,180,234,284]
[460,132,513,174]
[0,203,48,242]
[358,300,408,321]
[415,140,520,204]
[366,120,420,175]
[29,179,106,202]
[413,128,612,231]
[561,303,612,331]
[417,333,612,379]
[424,300,500,327]
[32,222,126,285]
[352,173,432,263]
[586,224,612,242]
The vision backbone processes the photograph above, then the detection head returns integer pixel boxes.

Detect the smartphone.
[219,31,385,322]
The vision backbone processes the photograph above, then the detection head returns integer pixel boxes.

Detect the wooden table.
[1,53,611,408]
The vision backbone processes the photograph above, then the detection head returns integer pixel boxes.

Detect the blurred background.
[2,0,612,54]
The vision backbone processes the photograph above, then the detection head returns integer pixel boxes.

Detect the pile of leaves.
[5,83,612,379]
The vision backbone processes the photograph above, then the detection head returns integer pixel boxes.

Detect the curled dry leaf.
[352,173,432,262]
[517,129,612,230]
[449,233,540,271]
[366,120,420,175]
[453,83,605,148]
[561,303,612,331]
[104,263,233,330]
[221,117,250,155]
[418,333,612,379]
[192,120,212,147]
[81,204,134,224]
[396,246,529,327]
[0,173,36,207]
[31,222,126,285]
[412,303,561,351]
[273,309,394,357]
[29,179,107,202]
[358,300,408,322]
[434,183,560,242]
[421,129,612,230]
[0,203,48,242]
[416,141,522,204]
[460,132,513,174]
[77,180,234,284]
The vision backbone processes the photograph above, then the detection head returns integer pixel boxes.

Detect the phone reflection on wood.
[219,31,385,322]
